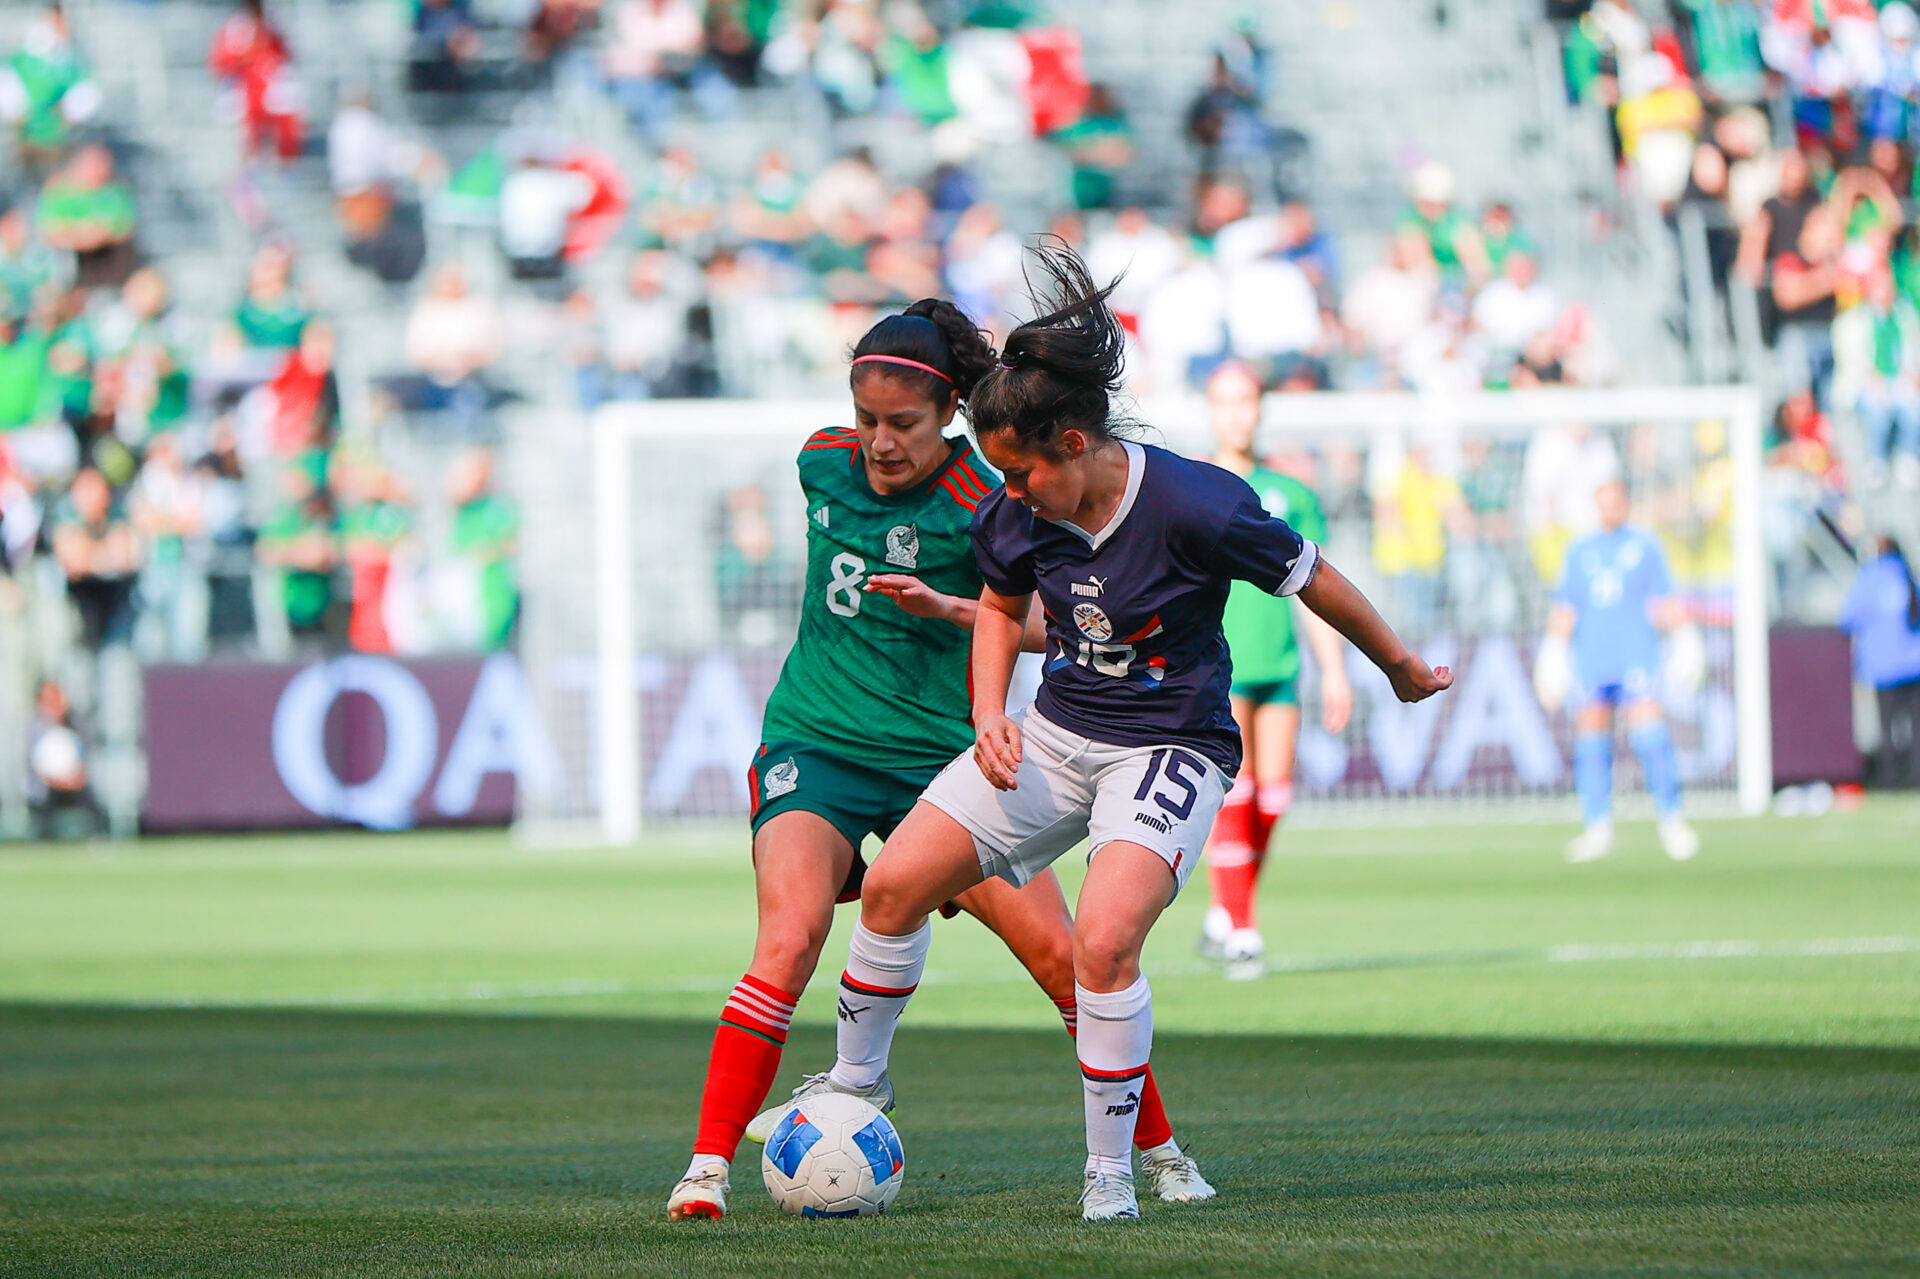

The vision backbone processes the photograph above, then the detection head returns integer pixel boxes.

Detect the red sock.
[691,974,798,1161]
[1251,781,1294,871]
[1055,994,1174,1150]
[1209,860,1258,931]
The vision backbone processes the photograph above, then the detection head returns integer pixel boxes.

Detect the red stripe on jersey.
[801,440,859,452]
[807,427,856,442]
[936,478,978,511]
[1122,614,1165,644]
[840,973,918,998]
[952,465,991,499]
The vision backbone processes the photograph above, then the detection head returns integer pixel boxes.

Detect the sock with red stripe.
[1053,994,1175,1151]
[1209,777,1258,930]
[829,919,931,1090]
[1077,976,1153,1179]
[690,973,798,1163]
[1251,781,1294,869]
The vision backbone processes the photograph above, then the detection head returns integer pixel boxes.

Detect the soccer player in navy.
[1533,476,1703,863]
[776,243,1451,1220]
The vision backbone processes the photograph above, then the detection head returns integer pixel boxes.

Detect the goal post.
[519,386,1770,846]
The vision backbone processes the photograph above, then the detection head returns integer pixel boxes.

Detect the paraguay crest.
[765,758,800,799]
[885,524,919,569]
[1072,602,1113,641]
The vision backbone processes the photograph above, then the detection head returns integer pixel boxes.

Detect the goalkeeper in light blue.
[1533,477,1703,863]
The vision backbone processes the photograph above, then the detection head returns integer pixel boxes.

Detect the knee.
[1028,931,1078,1003]
[1073,926,1140,994]
[752,917,831,992]
[858,861,922,936]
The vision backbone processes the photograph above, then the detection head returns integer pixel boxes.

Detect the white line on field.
[100,936,1920,1010]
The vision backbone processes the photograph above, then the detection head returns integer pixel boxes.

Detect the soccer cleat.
[1658,816,1700,861]
[1080,1170,1140,1221]
[1140,1147,1216,1202]
[666,1165,729,1221]
[1223,927,1266,981]
[1565,820,1615,863]
[1197,905,1232,962]
[743,1070,895,1144]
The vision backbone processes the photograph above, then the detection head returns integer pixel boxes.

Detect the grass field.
[3,803,1918,1276]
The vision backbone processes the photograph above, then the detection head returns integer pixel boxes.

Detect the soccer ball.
[761,1092,904,1217]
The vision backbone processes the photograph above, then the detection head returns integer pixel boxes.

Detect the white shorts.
[919,708,1227,897]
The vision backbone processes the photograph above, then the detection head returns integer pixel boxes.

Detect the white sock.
[684,1153,728,1180]
[1141,1137,1182,1160]
[829,919,931,1090]
[1077,976,1152,1180]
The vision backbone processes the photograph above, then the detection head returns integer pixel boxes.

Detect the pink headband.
[852,354,953,383]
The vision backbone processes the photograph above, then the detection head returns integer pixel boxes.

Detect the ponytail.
[966,238,1133,454]
[851,299,998,405]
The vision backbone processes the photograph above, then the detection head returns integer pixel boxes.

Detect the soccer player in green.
[1196,363,1354,979]
[667,300,1210,1221]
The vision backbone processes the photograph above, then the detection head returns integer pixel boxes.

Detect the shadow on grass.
[2,1003,1917,1279]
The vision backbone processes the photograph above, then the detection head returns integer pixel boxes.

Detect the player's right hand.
[974,712,1022,791]
[1389,656,1453,703]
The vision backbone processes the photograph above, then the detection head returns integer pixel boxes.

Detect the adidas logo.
[811,506,830,528]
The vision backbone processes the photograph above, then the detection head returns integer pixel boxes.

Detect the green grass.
[2,803,1918,1275]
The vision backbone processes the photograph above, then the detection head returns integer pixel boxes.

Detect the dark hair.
[850,298,997,404]
[967,239,1131,454]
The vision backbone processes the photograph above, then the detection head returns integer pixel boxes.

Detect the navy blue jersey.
[971,441,1319,775]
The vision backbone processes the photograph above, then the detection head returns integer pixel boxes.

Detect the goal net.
[515,387,1769,845]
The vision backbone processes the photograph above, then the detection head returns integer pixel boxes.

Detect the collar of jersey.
[852,434,974,504]
[1050,440,1144,551]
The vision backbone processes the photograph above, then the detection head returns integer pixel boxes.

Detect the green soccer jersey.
[1221,467,1328,686]
[760,426,996,773]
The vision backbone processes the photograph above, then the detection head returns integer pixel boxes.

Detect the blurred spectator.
[1735,148,1819,286]
[1831,268,1920,490]
[1341,228,1440,382]
[637,146,720,259]
[227,243,310,354]
[1449,436,1524,631]
[1370,437,1464,638]
[1522,421,1622,582]
[1865,4,1920,143]
[882,5,959,128]
[26,679,98,838]
[1223,247,1322,384]
[1675,0,1767,107]
[37,144,137,290]
[1184,45,1265,179]
[1400,295,1487,395]
[399,264,505,433]
[1478,201,1532,276]
[0,444,41,581]
[731,148,810,258]
[128,432,207,662]
[191,421,256,650]
[810,1,884,117]
[258,318,339,459]
[1761,386,1839,603]
[255,463,338,642]
[1087,206,1179,331]
[0,313,50,441]
[579,248,698,405]
[409,0,482,94]
[1613,53,1702,206]
[1137,240,1225,393]
[1398,162,1490,289]
[0,4,100,170]
[0,202,68,318]
[446,449,518,651]
[714,481,794,646]
[1839,535,1920,787]
[944,202,1023,326]
[338,462,413,655]
[1769,205,1841,400]
[96,268,189,443]
[328,91,436,282]
[1473,247,1558,366]
[1052,83,1134,211]
[803,147,888,233]
[603,0,734,136]
[207,0,303,162]
[499,149,594,280]
[523,0,602,70]
[53,467,140,652]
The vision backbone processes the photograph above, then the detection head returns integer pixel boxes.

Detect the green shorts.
[748,740,943,904]
[1229,676,1299,707]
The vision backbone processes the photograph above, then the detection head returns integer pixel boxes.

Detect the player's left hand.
[1389,656,1453,703]
[1321,670,1354,733]
[864,573,956,621]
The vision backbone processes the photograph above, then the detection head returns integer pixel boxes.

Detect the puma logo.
[837,998,869,1023]
[1105,1091,1141,1117]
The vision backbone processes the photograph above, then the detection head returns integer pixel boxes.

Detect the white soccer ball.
[761,1092,904,1218]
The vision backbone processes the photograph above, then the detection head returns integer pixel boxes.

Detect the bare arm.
[971,586,1031,790]
[864,574,1048,652]
[1546,601,1576,639]
[1296,603,1353,732]
[1296,557,1451,703]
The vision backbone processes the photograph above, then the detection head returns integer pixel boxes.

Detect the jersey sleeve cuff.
[1274,539,1319,598]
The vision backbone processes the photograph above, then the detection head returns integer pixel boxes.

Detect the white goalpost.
[516,386,1769,846]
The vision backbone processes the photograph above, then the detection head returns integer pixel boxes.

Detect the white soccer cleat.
[1658,816,1700,861]
[743,1069,895,1145]
[1080,1170,1140,1221]
[666,1164,729,1221]
[1223,927,1267,981]
[1197,905,1232,962]
[1140,1147,1216,1202]
[1565,821,1615,863]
